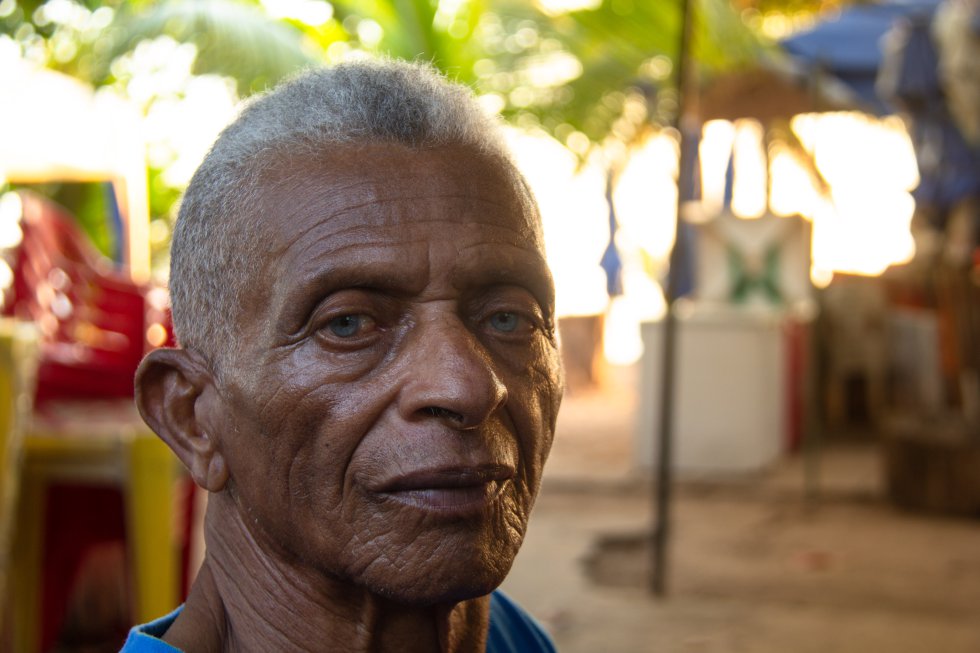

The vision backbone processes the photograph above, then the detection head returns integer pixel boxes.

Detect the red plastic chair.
[1,190,179,653]
[2,190,173,404]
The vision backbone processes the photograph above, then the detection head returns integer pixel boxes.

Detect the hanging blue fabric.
[672,124,701,299]
[781,0,943,114]
[600,173,624,298]
[877,12,980,218]
[722,143,735,212]
[103,181,125,266]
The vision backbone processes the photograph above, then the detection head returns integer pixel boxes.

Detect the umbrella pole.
[651,0,695,597]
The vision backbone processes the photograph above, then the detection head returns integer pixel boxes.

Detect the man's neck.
[161,495,491,653]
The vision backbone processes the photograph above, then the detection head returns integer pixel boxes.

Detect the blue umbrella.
[876,11,943,111]
[782,0,979,214]
[781,0,943,114]
[878,12,980,213]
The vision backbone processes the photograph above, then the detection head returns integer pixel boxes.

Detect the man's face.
[207,143,562,604]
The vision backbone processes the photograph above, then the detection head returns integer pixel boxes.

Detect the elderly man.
[123,58,563,652]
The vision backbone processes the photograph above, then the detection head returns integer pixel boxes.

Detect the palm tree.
[96,0,319,94]
[4,0,769,249]
[88,0,763,150]
[489,0,764,150]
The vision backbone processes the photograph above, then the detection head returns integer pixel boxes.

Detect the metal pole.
[651,0,695,597]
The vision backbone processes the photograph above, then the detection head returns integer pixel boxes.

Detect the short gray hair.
[169,58,518,364]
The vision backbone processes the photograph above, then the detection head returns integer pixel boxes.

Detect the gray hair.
[169,58,519,364]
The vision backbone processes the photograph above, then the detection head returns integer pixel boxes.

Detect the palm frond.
[99,0,319,95]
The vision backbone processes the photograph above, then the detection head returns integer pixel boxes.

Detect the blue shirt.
[120,590,555,652]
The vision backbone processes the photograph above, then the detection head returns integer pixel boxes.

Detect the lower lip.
[383,481,503,517]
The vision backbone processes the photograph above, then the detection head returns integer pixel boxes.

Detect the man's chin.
[369,573,506,608]
[351,547,517,607]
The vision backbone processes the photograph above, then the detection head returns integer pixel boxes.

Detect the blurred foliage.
[732,0,867,13]
[3,0,772,148]
[9,181,117,258]
[97,0,319,94]
[489,0,764,149]
[0,0,840,241]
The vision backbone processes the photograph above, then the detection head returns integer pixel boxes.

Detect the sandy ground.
[500,364,980,653]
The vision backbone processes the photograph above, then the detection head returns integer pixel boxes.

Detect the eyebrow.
[271,241,555,336]
[272,245,431,336]
[451,261,556,315]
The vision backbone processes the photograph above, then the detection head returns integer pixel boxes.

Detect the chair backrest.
[1,190,172,404]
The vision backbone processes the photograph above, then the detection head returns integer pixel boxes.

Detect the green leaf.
[98,0,319,95]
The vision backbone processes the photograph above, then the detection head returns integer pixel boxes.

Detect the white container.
[635,304,789,475]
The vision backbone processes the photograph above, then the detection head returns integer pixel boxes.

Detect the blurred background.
[0,0,977,651]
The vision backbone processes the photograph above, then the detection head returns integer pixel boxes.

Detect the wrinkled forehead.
[249,142,544,253]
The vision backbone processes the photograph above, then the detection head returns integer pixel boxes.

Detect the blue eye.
[326,315,366,338]
[489,312,521,333]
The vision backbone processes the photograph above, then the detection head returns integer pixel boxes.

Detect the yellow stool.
[6,400,181,652]
[0,320,40,623]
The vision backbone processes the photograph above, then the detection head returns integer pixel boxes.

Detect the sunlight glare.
[522,52,583,88]
[535,0,602,15]
[731,119,767,219]
[602,270,667,365]
[0,259,12,292]
[792,112,919,277]
[613,132,679,263]
[142,75,239,188]
[260,0,333,26]
[506,129,610,319]
[769,144,819,218]
[699,120,736,217]
[0,192,24,250]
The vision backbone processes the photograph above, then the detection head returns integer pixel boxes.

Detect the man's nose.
[396,314,507,430]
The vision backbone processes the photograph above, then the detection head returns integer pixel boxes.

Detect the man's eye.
[325,314,374,338]
[488,311,523,333]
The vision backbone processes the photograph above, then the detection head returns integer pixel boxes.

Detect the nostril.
[422,406,465,423]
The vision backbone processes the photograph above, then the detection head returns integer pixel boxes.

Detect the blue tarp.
[781,0,979,213]
[781,0,943,113]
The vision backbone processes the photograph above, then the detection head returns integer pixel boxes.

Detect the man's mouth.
[377,464,514,516]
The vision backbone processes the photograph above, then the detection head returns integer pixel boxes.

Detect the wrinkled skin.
[136,143,563,652]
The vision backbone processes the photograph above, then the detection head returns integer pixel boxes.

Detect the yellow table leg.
[0,321,39,653]
[127,434,180,623]
[10,474,45,653]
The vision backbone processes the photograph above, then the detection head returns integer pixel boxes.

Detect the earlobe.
[135,348,229,492]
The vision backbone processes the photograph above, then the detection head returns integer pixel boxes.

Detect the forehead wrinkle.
[450,239,553,301]
[453,231,546,259]
[273,164,523,217]
[275,212,539,272]
[276,224,399,264]
[266,197,532,263]
[454,248,550,291]
[269,213,379,259]
[282,239,434,294]
[257,159,538,262]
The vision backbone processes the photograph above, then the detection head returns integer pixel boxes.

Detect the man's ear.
[135,348,229,492]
